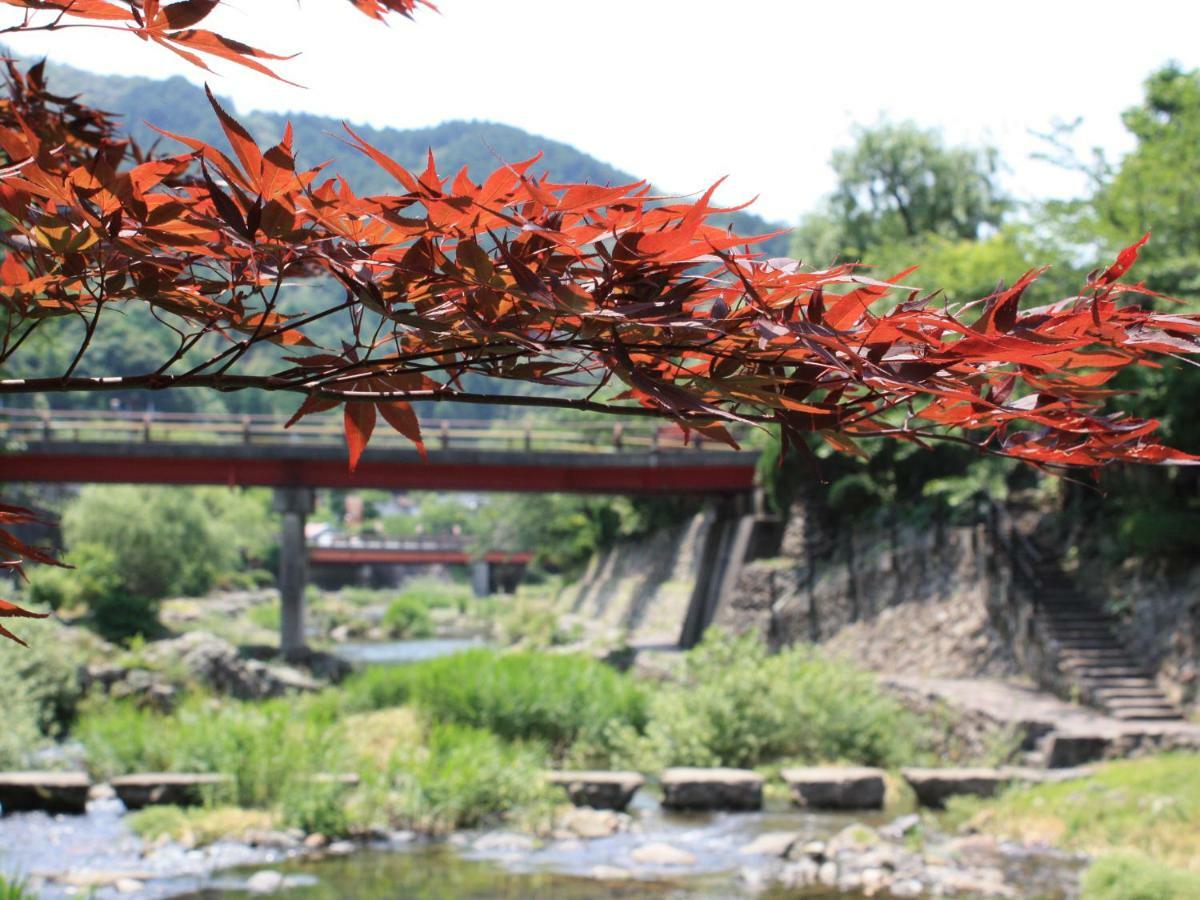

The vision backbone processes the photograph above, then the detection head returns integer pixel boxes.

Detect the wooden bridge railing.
[0,407,749,455]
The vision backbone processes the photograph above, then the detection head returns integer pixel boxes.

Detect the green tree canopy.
[794,121,1008,263]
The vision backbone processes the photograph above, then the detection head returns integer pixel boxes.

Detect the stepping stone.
[1043,733,1113,768]
[900,768,1010,808]
[545,770,644,811]
[780,766,887,810]
[110,773,231,810]
[0,771,91,815]
[659,767,763,811]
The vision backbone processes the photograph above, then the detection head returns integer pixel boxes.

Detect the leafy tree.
[50,486,275,639]
[793,121,1008,262]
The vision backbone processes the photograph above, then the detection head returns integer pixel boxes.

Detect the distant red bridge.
[308,537,533,567]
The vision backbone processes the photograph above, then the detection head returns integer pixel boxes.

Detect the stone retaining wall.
[711,496,1024,679]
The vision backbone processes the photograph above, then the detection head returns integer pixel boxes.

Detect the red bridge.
[0,407,758,494]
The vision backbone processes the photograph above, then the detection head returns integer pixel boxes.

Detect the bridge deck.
[0,409,758,493]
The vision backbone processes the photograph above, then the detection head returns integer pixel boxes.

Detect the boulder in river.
[659,767,763,811]
[545,770,644,811]
[780,766,887,810]
[0,771,91,815]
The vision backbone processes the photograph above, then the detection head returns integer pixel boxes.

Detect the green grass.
[77,693,349,815]
[127,805,277,846]
[1082,853,1200,899]
[949,754,1200,873]
[0,876,35,900]
[77,686,561,836]
[340,648,647,757]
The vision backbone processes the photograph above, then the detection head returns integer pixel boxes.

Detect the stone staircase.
[1027,556,1182,722]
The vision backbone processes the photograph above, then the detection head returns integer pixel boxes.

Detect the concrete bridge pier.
[274,487,315,660]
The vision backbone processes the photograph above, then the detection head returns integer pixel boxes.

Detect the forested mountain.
[40,61,789,253]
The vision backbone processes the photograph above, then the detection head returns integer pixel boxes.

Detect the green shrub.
[619,631,915,770]
[1117,509,1200,558]
[382,596,434,638]
[397,577,472,612]
[88,590,161,643]
[0,618,85,739]
[0,692,43,770]
[342,649,647,757]
[389,722,556,832]
[1082,853,1200,900]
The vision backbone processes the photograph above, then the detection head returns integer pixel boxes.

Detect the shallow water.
[0,790,1083,899]
[331,636,488,666]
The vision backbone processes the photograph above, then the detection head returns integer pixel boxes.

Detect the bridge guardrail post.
[242,415,252,444]
[612,423,623,452]
[41,411,51,442]
[440,420,450,450]
[524,425,532,452]
[142,413,152,443]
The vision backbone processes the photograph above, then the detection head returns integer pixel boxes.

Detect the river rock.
[826,824,881,855]
[780,766,887,810]
[111,773,231,810]
[115,878,144,894]
[590,865,633,881]
[245,870,285,894]
[473,831,540,853]
[631,842,697,866]
[545,770,644,811]
[0,771,91,814]
[558,807,628,839]
[659,767,763,811]
[738,831,801,857]
[901,767,1011,808]
[880,813,921,840]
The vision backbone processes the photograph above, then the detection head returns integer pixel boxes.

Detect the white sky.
[4,0,1199,222]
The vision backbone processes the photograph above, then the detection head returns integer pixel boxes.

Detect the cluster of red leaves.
[0,504,54,646]
[0,0,434,80]
[1,65,1197,473]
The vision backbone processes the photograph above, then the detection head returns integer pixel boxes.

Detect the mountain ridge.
[36,60,790,255]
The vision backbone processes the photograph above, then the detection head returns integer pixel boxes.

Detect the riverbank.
[3,591,1199,898]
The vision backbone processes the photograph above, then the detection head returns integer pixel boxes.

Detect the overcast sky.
[5,1,1198,222]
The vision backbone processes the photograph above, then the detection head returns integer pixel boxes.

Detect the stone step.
[1109,708,1183,721]
[111,773,231,810]
[1078,677,1160,689]
[1094,691,1166,705]
[545,770,644,811]
[0,771,91,815]
[660,767,763,811]
[1059,650,1130,661]
[1067,665,1153,678]
[779,766,886,811]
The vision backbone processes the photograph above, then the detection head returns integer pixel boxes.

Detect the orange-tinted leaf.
[344,401,376,471]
